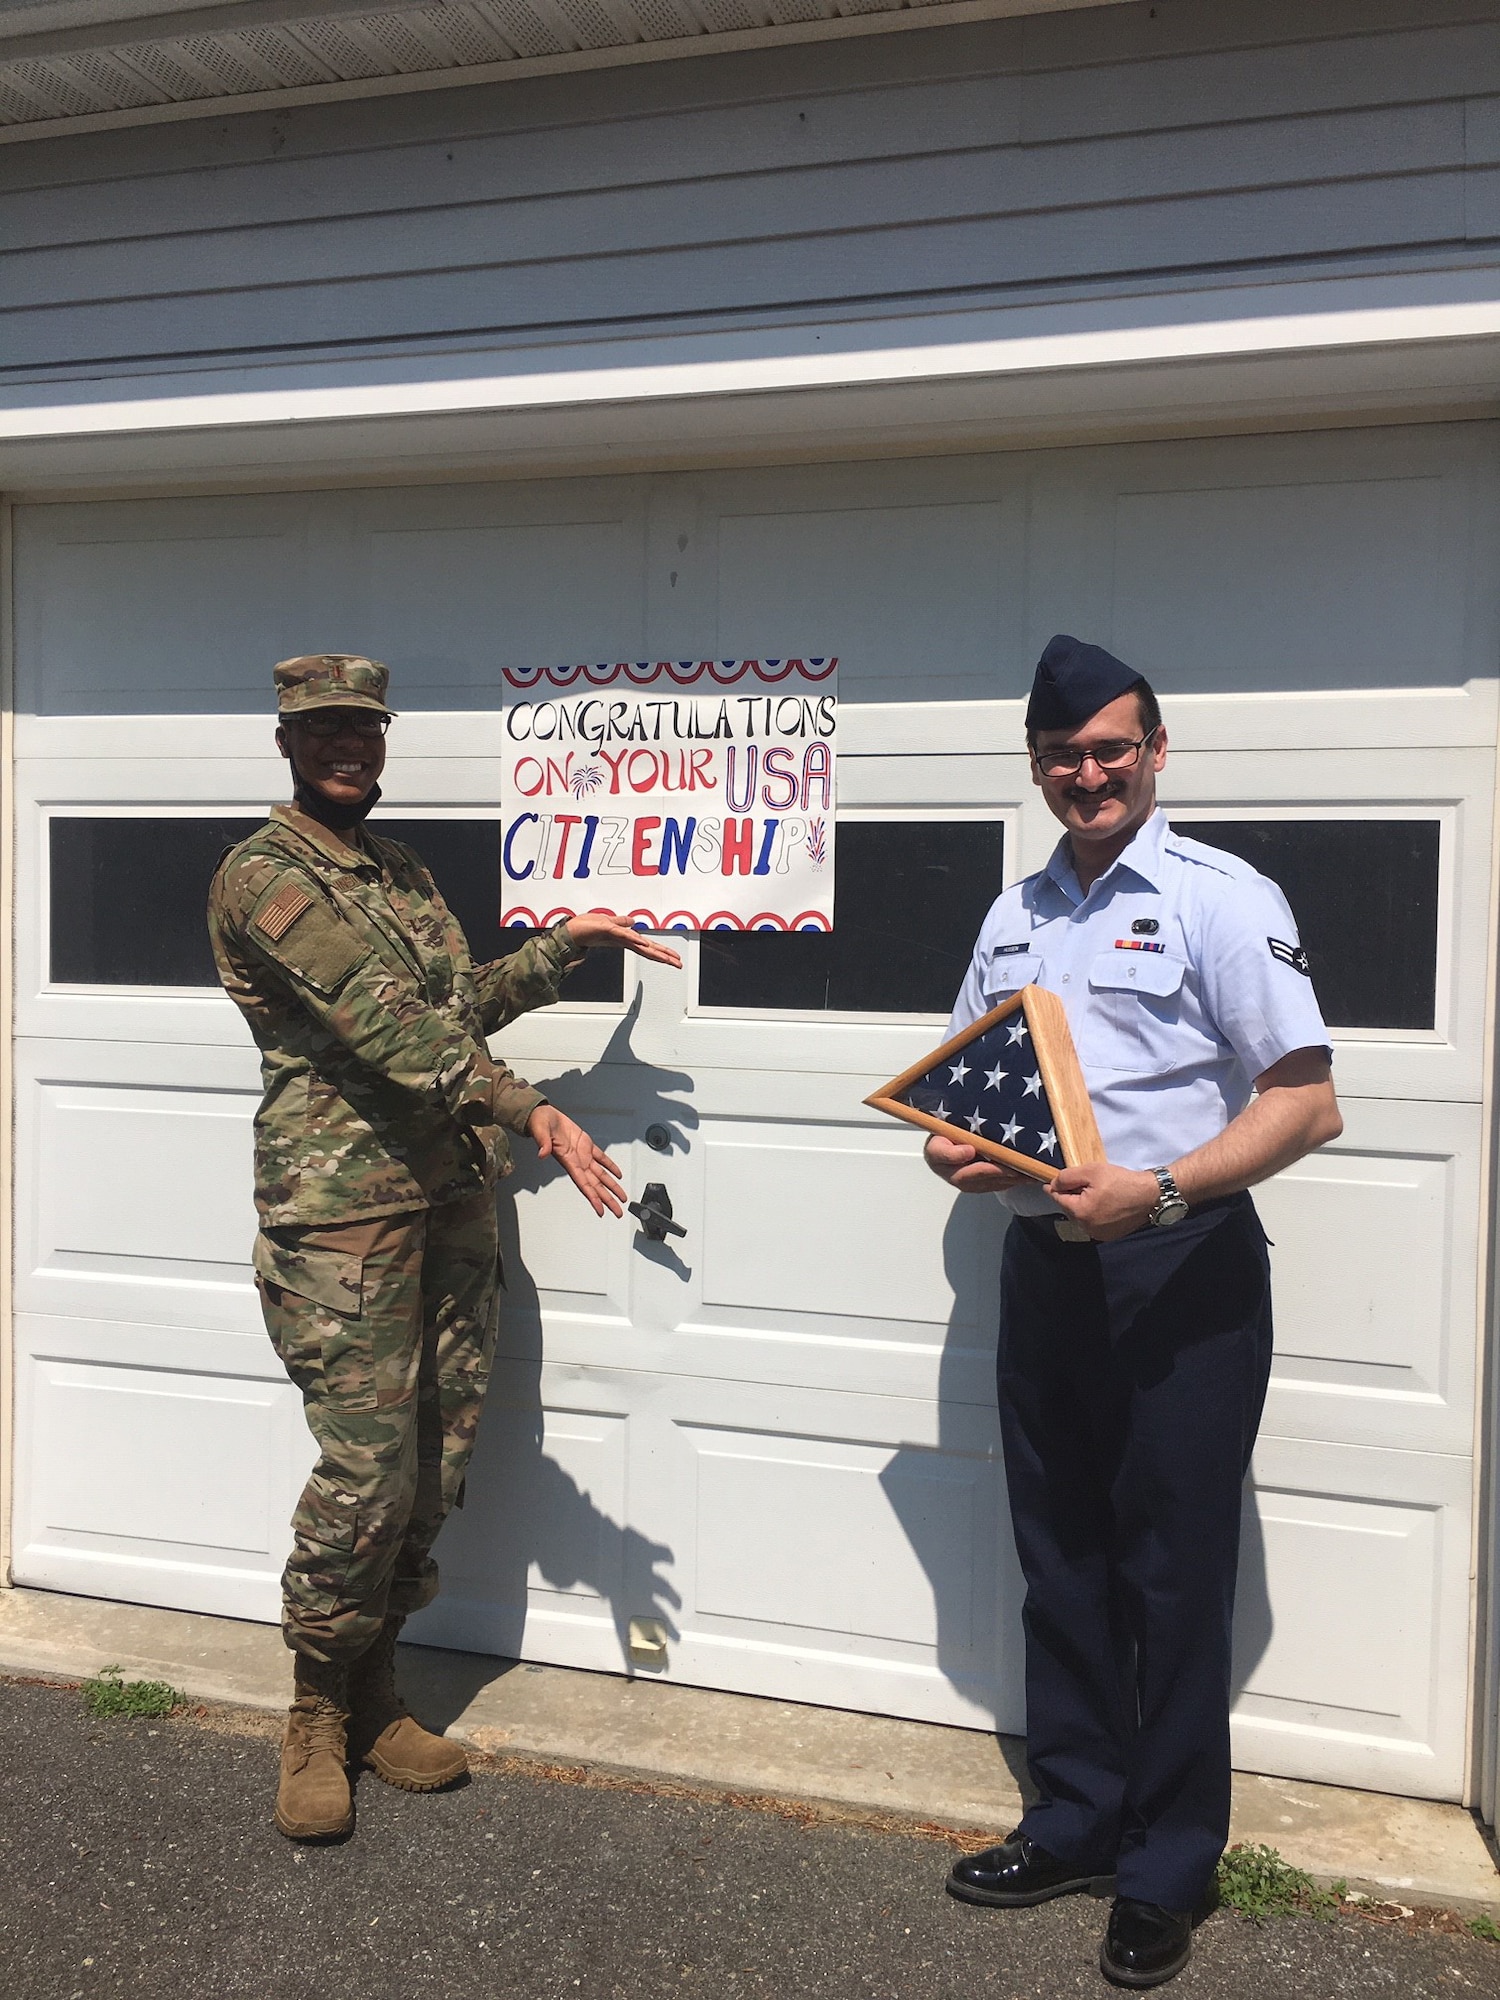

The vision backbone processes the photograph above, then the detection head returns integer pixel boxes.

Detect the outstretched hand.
[527,1105,627,1216]
[564,912,683,969]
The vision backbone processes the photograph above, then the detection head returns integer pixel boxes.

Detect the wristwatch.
[1148,1166,1190,1228]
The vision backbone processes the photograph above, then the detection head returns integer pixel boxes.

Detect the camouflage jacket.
[208,805,576,1227]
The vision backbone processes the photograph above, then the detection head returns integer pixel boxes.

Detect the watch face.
[1153,1197,1190,1227]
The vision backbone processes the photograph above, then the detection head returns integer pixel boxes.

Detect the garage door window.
[48,815,623,1001]
[1171,818,1440,1031]
[698,821,1004,1015]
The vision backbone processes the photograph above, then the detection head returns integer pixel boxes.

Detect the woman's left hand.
[527,1105,627,1216]
[562,912,683,969]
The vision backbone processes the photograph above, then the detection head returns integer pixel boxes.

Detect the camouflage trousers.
[254,1190,500,1665]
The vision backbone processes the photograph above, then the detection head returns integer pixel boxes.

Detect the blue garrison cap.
[1025,634,1145,732]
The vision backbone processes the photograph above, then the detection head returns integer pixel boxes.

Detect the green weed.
[81,1665,181,1720]
[1469,1913,1500,1943]
[1215,1843,1342,1924]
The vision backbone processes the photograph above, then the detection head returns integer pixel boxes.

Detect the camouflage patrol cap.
[273,654,394,718]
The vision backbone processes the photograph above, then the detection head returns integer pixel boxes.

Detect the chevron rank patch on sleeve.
[1267,936,1311,976]
[253,883,314,943]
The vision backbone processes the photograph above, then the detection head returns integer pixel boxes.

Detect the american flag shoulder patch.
[253,883,314,943]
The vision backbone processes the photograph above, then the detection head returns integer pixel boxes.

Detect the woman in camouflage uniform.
[209,654,680,1841]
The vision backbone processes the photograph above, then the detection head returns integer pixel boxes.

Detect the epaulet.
[365,830,434,893]
[362,828,417,870]
[1164,832,1260,885]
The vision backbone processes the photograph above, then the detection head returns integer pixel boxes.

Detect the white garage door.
[9,421,1496,1801]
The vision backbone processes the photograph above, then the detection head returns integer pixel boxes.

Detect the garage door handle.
[628,1182,687,1242]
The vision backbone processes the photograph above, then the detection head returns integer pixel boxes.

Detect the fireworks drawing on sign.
[569,764,604,799]
[805,817,828,868]
[864,986,1105,1182]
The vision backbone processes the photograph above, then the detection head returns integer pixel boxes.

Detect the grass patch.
[1216,1843,1344,1924]
[81,1665,181,1721]
[1469,1914,1500,1943]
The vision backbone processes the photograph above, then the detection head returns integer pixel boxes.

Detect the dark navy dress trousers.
[997,1194,1273,1913]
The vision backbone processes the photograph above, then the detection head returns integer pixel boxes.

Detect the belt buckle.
[1054,1218,1092,1244]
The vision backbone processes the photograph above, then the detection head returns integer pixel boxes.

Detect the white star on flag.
[983,1062,1006,1092]
[965,1109,988,1133]
[933,1101,949,1120]
[1000,1117,1022,1145]
[1006,1019,1030,1046]
[1038,1127,1058,1157]
[1023,1071,1044,1098]
[948,1058,970,1085]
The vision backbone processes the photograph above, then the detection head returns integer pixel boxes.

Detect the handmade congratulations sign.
[500,658,837,932]
[865,986,1106,1182]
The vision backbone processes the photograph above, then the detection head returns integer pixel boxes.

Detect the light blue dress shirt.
[945,809,1333,1216]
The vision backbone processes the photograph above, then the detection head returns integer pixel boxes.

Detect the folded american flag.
[895,1011,1061,1172]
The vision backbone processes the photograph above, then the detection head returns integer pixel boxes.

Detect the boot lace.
[300,1695,349,1756]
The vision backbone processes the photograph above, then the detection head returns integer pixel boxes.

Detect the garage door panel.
[500,1172,625,1322]
[716,498,1021,704]
[1027,427,1491,692]
[699,1126,997,1333]
[409,1374,641,1671]
[18,1073,260,1331]
[11,1346,309,1619]
[362,518,645,702]
[656,1381,1017,1730]
[14,497,314,717]
[1112,476,1456,693]
[1258,1098,1480,1453]
[1230,1440,1471,1795]
[685,1423,990,1653]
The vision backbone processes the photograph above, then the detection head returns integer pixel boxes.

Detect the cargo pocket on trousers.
[253,1230,376,1411]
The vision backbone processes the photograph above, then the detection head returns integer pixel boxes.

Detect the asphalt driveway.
[0,1678,1496,2000]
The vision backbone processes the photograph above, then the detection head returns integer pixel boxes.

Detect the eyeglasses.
[1033,727,1158,778]
[293,711,391,739]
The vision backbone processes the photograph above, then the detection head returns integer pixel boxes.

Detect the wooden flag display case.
[865,985,1106,1182]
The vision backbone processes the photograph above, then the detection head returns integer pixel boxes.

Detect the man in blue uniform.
[928,637,1342,1988]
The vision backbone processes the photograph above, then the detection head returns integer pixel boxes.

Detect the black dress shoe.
[1099,1898,1193,1988]
[946,1831,1115,1908]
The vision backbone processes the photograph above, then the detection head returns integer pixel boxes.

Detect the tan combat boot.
[347,1615,467,1791]
[275,1654,355,1840]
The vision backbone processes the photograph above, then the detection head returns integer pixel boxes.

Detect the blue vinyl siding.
[0,0,1497,375]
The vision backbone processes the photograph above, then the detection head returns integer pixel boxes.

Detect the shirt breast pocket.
[984,948,1040,1002]
[1080,950,1188,1076]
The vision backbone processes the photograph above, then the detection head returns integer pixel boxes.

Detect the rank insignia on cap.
[1268,937,1311,976]
[1132,917,1159,935]
[254,883,313,943]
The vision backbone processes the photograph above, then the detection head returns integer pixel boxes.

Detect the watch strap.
[1148,1166,1188,1226]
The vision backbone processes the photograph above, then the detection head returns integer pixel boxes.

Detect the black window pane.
[699,822,1003,1013]
[1171,819,1439,1031]
[49,815,623,1002]
[51,817,262,985]
[377,819,623,1004]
